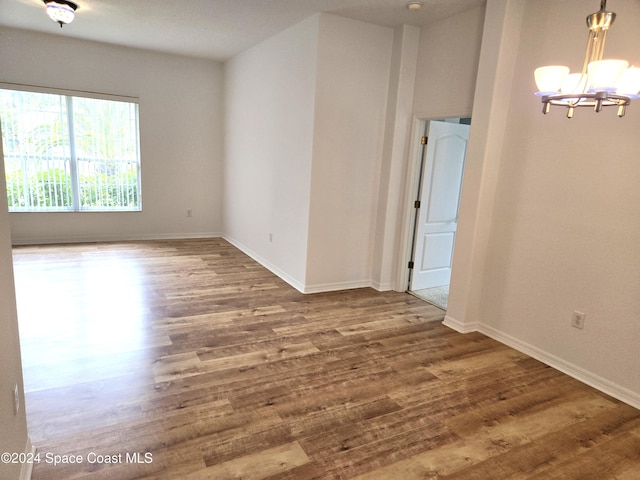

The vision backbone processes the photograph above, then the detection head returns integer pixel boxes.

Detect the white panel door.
[411,120,469,291]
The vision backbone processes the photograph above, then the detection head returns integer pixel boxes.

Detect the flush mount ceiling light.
[534,0,640,118]
[43,0,78,28]
[407,1,423,11]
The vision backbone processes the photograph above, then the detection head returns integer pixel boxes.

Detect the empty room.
[1,0,640,479]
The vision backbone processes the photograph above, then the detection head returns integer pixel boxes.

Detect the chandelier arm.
[595,29,607,61]
[535,0,635,118]
[581,30,596,76]
[584,29,607,69]
[540,92,631,115]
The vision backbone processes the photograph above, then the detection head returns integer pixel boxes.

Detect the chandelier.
[534,0,640,118]
[43,0,78,28]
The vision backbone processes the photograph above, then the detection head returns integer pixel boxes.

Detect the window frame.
[0,82,142,213]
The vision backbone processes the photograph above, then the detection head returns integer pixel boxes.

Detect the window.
[0,85,141,212]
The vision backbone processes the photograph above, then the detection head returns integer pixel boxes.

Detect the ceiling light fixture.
[407,2,423,11]
[43,0,78,28]
[534,0,640,118]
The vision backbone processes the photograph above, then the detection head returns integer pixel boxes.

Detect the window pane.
[0,89,73,211]
[72,97,140,211]
[0,88,141,212]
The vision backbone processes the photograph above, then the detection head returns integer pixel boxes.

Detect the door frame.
[395,112,472,293]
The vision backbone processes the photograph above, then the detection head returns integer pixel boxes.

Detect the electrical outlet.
[187,209,192,218]
[13,384,19,415]
[269,233,273,243]
[571,311,586,330]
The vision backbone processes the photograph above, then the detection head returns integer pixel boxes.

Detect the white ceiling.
[0,0,485,61]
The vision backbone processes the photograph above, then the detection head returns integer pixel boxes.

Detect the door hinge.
[414,200,421,209]
[421,136,428,145]
[408,261,414,269]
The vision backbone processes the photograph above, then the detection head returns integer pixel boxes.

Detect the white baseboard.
[20,437,34,480]
[442,314,479,333]
[11,232,222,246]
[478,323,640,411]
[441,317,640,410]
[222,236,306,293]
[302,280,372,294]
[370,280,394,292]
[442,315,640,409]
[223,236,381,295]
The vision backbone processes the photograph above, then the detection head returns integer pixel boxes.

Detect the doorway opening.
[408,117,471,310]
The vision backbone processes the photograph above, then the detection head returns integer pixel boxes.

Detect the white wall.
[447,0,640,407]
[413,5,485,117]
[0,27,224,244]
[390,7,486,294]
[224,13,393,293]
[223,16,319,289]
[0,124,30,480]
[305,14,393,291]
[372,25,420,292]
[446,0,523,331]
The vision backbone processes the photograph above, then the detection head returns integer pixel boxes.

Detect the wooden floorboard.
[11,238,640,479]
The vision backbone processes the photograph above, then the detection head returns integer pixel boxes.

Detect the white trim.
[446,318,640,410]
[478,323,640,411]
[413,109,473,121]
[222,235,306,293]
[19,437,34,480]
[11,233,222,246]
[302,280,372,294]
[442,314,478,333]
[0,82,138,103]
[396,113,473,293]
[370,280,394,292]
[395,116,426,292]
[223,236,378,295]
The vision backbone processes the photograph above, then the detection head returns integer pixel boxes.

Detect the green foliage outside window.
[1,88,141,212]
[5,168,139,210]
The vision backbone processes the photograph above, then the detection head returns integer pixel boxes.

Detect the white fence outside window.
[0,86,141,212]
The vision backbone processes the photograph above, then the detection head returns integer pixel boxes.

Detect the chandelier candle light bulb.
[534,66,570,94]
[534,0,640,117]
[560,73,588,95]
[616,67,640,95]
[587,59,628,91]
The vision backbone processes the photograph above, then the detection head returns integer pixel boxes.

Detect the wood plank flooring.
[12,238,640,479]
